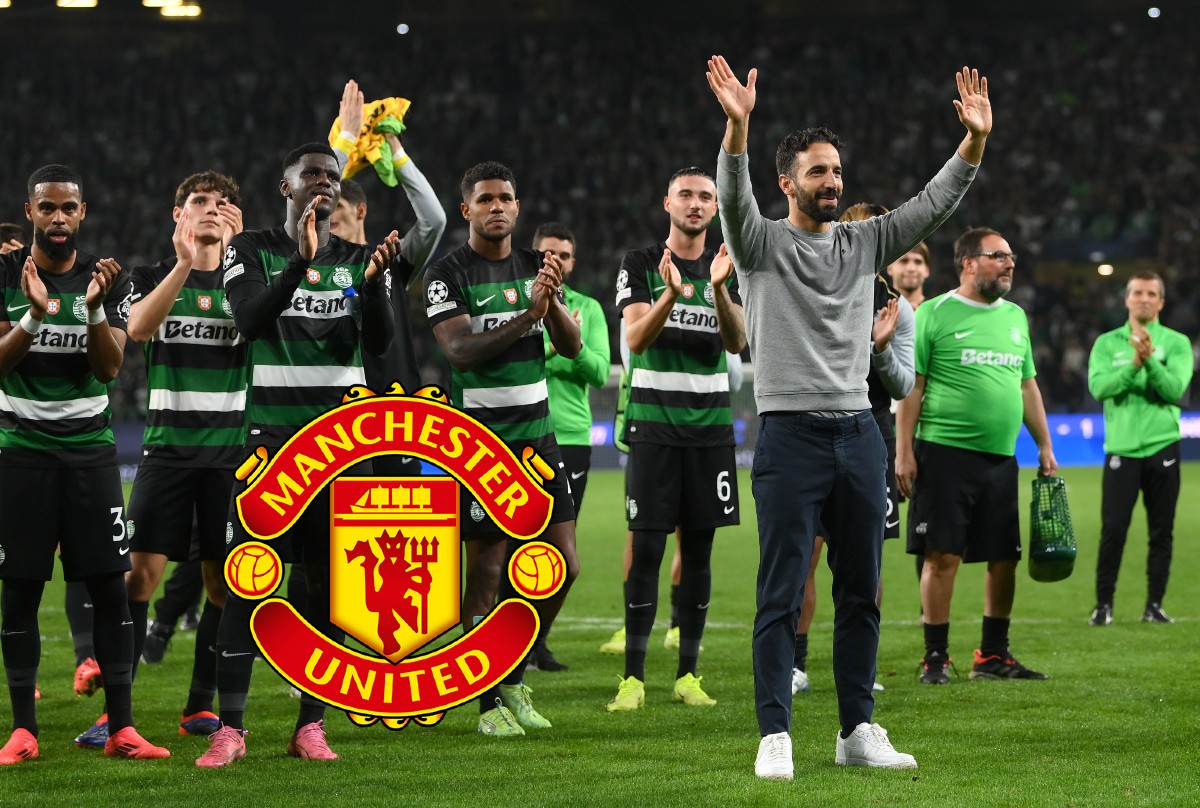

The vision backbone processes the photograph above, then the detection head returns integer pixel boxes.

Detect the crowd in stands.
[1,10,1195,420]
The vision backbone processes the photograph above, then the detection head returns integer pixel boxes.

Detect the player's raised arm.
[953,66,991,166]
[85,257,128,382]
[539,251,581,359]
[706,55,757,156]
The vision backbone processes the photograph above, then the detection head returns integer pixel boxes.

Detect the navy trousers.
[751,411,885,736]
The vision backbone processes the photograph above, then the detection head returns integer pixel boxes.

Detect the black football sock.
[923,621,950,656]
[184,600,221,716]
[128,599,149,680]
[669,584,680,629]
[624,531,667,681]
[215,592,255,731]
[87,573,134,734]
[65,580,94,665]
[675,528,713,679]
[3,578,45,736]
[794,632,809,672]
[981,615,1010,658]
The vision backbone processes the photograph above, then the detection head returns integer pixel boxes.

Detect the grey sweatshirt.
[871,294,916,401]
[716,149,976,414]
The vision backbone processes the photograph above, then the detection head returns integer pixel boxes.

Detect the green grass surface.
[3,465,1198,807]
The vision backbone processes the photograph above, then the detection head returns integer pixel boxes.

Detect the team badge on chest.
[47,299,61,315]
[198,295,212,311]
[523,279,534,299]
[682,283,695,299]
[73,297,88,322]
[306,268,321,285]
[504,288,518,304]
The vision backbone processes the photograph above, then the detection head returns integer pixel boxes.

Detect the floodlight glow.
[397,23,410,34]
[1097,264,1115,276]
[143,0,183,7]
[1148,7,1161,18]
[162,3,201,16]
[57,0,99,7]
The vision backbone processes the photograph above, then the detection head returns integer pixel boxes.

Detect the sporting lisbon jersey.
[614,244,741,447]
[223,227,373,446]
[131,258,248,467]
[914,291,1035,456]
[424,244,556,445]
[0,248,131,466]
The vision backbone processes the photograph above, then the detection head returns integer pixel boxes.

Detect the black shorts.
[906,440,1020,562]
[462,439,575,537]
[558,444,591,518]
[625,442,740,532]
[128,464,235,562]
[883,435,900,540]
[225,455,373,564]
[0,465,130,581]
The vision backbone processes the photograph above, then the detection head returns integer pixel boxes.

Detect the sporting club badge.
[332,267,354,289]
[523,278,535,299]
[703,284,715,305]
[72,297,88,323]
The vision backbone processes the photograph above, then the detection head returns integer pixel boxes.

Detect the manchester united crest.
[330,478,460,662]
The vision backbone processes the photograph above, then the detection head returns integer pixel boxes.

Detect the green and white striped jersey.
[614,244,741,447]
[223,227,373,446]
[0,248,131,466]
[424,244,556,445]
[131,258,248,467]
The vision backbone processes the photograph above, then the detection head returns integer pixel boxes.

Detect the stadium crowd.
[0,13,1197,416]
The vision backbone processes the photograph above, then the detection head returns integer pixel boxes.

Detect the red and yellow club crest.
[47,299,61,315]
[503,288,518,304]
[232,383,565,728]
[682,283,695,298]
[330,477,460,662]
[198,295,212,311]
[306,268,321,284]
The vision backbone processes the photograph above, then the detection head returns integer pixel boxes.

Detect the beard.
[670,213,709,237]
[34,226,76,262]
[474,220,513,242]
[795,187,840,223]
[976,275,1012,302]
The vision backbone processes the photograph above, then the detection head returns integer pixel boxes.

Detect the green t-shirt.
[914,292,1035,456]
[543,284,610,446]
[1087,320,1193,458]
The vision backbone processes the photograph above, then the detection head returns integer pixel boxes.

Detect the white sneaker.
[755,731,794,780]
[873,681,885,692]
[791,668,810,695]
[836,722,917,769]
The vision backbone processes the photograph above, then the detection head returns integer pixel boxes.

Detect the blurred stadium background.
[1,0,1196,470]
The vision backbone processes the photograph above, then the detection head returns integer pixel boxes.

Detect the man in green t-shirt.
[1087,271,1193,627]
[531,222,610,672]
[896,227,1057,685]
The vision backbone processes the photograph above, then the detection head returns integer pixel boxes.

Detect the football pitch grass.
[3,465,1198,807]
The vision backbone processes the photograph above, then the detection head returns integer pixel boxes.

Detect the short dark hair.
[0,223,25,245]
[839,202,889,223]
[460,161,516,198]
[1126,269,1165,299]
[775,127,844,178]
[339,177,367,207]
[174,170,241,208]
[667,166,714,193]
[533,222,575,250]
[27,164,83,199]
[282,142,339,174]
[953,226,1004,275]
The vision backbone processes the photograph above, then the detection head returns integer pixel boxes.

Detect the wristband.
[393,147,410,169]
[19,311,43,335]
[87,307,106,325]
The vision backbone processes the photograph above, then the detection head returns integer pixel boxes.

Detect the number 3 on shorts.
[110,506,126,543]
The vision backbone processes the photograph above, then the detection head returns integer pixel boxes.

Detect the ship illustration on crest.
[344,483,435,519]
